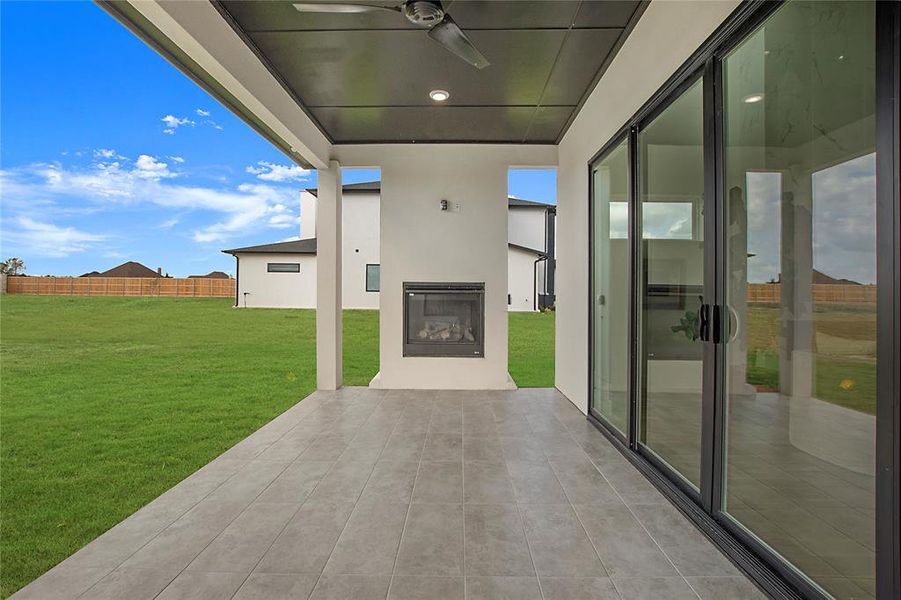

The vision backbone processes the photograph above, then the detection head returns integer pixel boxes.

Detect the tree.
[0,258,26,275]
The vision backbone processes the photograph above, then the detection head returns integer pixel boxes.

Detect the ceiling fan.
[292,0,490,69]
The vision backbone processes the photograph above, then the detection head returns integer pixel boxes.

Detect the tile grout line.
[540,420,621,599]
[385,396,434,599]
[222,388,390,600]
[300,390,407,596]
[72,394,334,600]
[506,401,548,600]
[572,422,703,600]
[462,395,468,600]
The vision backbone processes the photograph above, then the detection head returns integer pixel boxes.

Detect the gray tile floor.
[11,388,764,600]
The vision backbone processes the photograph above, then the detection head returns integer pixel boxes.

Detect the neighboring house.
[188,271,231,279]
[81,261,163,278]
[223,239,317,309]
[507,196,556,311]
[223,182,554,310]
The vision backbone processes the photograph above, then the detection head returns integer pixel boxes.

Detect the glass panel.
[267,263,300,273]
[638,78,705,488]
[366,264,380,292]
[722,2,876,597]
[591,138,630,433]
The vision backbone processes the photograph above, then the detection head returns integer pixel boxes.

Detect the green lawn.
[744,305,877,414]
[0,296,554,597]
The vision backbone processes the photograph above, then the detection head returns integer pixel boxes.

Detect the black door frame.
[586,1,900,598]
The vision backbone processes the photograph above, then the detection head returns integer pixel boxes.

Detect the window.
[365,264,380,292]
[267,263,300,273]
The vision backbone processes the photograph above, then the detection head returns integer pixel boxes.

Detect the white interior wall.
[235,253,316,308]
[556,0,740,413]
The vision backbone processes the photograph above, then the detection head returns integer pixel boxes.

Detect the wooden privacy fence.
[6,276,235,298]
[4,278,874,305]
[746,283,876,305]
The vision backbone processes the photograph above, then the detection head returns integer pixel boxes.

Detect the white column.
[316,161,342,390]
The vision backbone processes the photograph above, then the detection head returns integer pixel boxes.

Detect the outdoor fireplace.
[403,282,485,357]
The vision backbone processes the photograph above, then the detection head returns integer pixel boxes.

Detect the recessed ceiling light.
[743,93,764,104]
[429,89,450,102]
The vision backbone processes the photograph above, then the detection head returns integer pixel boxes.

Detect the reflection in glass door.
[637,78,705,489]
[721,1,877,598]
[590,138,630,434]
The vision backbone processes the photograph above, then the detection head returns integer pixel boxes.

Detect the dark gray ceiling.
[216,0,645,144]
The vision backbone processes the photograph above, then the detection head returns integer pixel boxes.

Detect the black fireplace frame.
[403,282,485,358]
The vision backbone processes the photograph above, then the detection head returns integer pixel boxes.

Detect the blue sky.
[0,1,555,277]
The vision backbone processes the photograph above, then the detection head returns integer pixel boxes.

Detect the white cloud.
[245,161,311,183]
[196,108,211,117]
[1,160,301,247]
[94,148,126,160]
[133,155,175,180]
[168,156,185,164]
[161,114,195,135]
[3,216,106,258]
[159,218,179,229]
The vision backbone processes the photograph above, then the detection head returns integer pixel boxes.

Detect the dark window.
[365,264,380,292]
[267,262,300,273]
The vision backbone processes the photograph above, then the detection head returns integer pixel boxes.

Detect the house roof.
[223,238,317,255]
[306,181,380,196]
[96,261,161,278]
[307,181,554,209]
[508,197,555,209]
[508,243,548,257]
[189,271,231,279]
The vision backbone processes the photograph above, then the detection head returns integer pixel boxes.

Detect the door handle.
[711,304,722,344]
[725,304,740,343]
[698,303,710,342]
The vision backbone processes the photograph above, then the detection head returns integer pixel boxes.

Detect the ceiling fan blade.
[428,14,490,69]
[292,2,401,14]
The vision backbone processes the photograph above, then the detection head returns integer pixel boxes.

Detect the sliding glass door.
[721,2,877,598]
[587,1,895,598]
[590,138,630,435]
[637,77,706,490]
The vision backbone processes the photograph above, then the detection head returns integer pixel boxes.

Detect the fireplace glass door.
[403,282,485,357]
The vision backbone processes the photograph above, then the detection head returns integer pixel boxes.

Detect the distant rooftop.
[222,238,317,255]
[82,261,161,278]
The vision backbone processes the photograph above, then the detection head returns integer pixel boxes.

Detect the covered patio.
[11,388,759,600]
[22,1,893,598]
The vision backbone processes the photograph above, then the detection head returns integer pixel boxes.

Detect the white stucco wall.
[360,146,522,389]
[235,253,317,308]
[555,0,740,413]
[341,192,380,310]
[508,207,547,252]
[508,247,541,312]
[300,191,317,240]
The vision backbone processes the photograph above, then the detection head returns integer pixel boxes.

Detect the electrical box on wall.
[439,199,463,213]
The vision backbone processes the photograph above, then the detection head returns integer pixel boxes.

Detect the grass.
[508,310,555,387]
[744,305,876,414]
[0,296,554,597]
